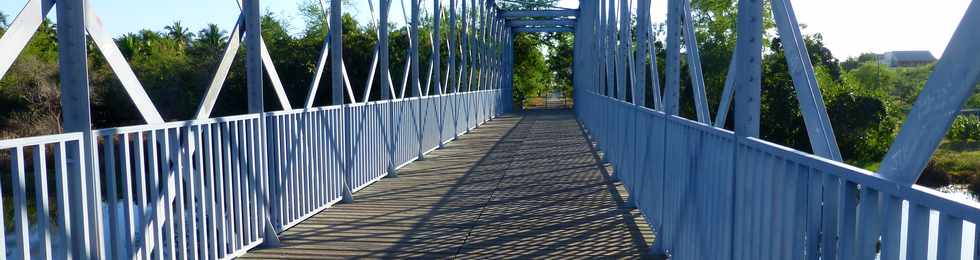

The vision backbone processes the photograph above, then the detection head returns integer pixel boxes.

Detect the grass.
[854,141,979,185]
[934,140,980,184]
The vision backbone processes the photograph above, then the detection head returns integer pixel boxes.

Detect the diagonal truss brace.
[85,5,166,124]
[713,52,736,128]
[771,0,842,161]
[195,16,244,119]
[648,25,664,110]
[0,0,54,81]
[680,0,711,124]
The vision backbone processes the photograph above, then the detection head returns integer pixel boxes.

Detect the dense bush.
[918,160,952,188]
[949,115,980,142]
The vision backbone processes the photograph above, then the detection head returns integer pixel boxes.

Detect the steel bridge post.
[410,0,423,160]
[590,0,601,97]
[573,1,590,110]
[330,0,354,203]
[449,0,457,96]
[478,1,487,93]
[504,29,514,112]
[733,0,763,138]
[434,0,443,96]
[244,0,282,247]
[434,0,445,147]
[56,0,103,257]
[730,0,763,259]
[664,0,681,116]
[616,0,633,102]
[450,0,462,137]
[381,0,398,178]
[460,0,469,93]
[634,0,651,108]
[604,0,615,98]
[245,0,263,114]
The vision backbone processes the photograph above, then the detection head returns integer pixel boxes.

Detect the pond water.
[939,184,978,203]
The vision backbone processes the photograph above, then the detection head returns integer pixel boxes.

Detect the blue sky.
[0,0,971,59]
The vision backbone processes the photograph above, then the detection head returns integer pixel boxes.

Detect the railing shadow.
[253,109,653,258]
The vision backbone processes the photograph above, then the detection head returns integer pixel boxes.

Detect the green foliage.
[840,52,879,71]
[892,64,933,104]
[0,19,61,138]
[547,33,574,99]
[512,33,551,104]
[966,93,980,109]
[497,0,562,10]
[165,21,194,47]
[949,116,980,142]
[741,32,896,166]
[842,61,897,95]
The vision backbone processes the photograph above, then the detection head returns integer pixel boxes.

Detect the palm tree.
[195,24,228,50]
[116,33,144,58]
[139,29,163,42]
[1,11,8,29]
[164,21,194,47]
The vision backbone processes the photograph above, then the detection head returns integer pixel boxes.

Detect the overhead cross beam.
[512,27,574,33]
[500,9,578,19]
[508,19,576,27]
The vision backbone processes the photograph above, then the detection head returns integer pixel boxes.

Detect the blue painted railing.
[0,90,504,259]
[578,91,980,260]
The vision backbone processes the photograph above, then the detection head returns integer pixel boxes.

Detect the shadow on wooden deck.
[240,109,654,259]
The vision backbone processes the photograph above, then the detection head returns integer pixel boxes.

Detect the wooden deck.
[240,109,653,259]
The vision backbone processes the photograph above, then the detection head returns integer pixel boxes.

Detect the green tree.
[547,33,574,100]
[757,34,893,165]
[512,33,550,104]
[165,21,195,47]
[190,24,228,60]
[117,33,144,59]
[0,19,62,138]
[893,64,933,104]
[841,52,880,71]
[842,61,897,95]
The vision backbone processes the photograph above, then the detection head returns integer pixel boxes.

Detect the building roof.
[883,51,937,63]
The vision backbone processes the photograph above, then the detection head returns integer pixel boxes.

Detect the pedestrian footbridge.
[0,0,979,259]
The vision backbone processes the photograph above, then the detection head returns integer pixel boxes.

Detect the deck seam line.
[453,114,530,258]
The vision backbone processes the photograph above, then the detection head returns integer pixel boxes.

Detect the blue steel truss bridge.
[0,0,978,259]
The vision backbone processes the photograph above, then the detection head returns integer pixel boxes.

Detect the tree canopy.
[496,0,564,10]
